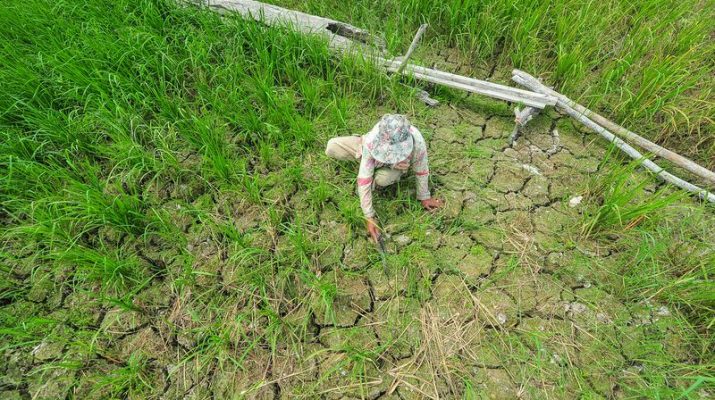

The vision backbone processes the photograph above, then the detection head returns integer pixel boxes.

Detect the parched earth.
[1,88,699,398]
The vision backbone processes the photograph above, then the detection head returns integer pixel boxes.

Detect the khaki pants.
[325,136,404,187]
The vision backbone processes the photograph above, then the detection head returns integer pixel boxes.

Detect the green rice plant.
[337,197,364,231]
[54,244,148,293]
[302,270,338,325]
[278,220,316,268]
[0,315,58,351]
[188,323,241,368]
[92,352,155,398]
[223,234,274,294]
[99,114,184,184]
[679,377,715,400]
[582,157,686,237]
[59,182,155,237]
[241,174,266,205]
[307,178,334,207]
[177,297,256,370]
[316,334,385,398]
[615,206,715,333]
[389,241,433,300]
[463,379,478,399]
[0,158,61,213]
[339,342,383,379]
[3,161,166,241]
[258,305,306,354]
[0,256,30,304]
[179,115,239,183]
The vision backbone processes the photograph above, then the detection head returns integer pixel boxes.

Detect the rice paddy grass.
[1,0,713,399]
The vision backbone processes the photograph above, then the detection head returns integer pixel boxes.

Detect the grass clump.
[582,155,686,237]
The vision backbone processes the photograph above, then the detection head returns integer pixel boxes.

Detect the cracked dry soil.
[1,97,698,400]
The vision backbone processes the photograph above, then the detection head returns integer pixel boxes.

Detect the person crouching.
[325,114,443,242]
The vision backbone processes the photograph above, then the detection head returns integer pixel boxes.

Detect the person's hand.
[421,198,443,212]
[366,217,381,243]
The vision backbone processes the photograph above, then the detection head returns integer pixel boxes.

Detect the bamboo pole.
[383,59,556,108]
[401,70,551,108]
[204,0,381,51]
[512,73,715,203]
[396,24,428,74]
[512,69,715,186]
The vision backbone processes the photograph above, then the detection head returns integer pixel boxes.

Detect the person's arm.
[411,128,431,200]
[411,128,442,210]
[357,146,381,241]
[357,150,376,218]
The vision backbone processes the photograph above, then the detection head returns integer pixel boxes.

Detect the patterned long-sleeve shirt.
[357,125,431,217]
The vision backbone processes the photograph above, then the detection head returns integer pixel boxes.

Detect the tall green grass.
[582,156,711,329]
[580,156,714,396]
[273,0,715,167]
[582,156,686,237]
[0,1,399,231]
[0,1,411,386]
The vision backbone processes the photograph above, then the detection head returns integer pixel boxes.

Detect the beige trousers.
[325,136,404,187]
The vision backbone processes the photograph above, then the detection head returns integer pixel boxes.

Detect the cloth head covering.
[365,114,413,164]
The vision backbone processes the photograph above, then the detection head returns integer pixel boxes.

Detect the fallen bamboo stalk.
[396,24,428,74]
[204,0,384,51]
[512,73,715,203]
[392,25,438,107]
[383,59,556,108]
[512,69,715,186]
[204,0,556,109]
[390,70,551,109]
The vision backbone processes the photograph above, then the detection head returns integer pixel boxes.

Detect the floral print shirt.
[357,126,431,217]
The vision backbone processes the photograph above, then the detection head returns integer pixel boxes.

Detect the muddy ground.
[1,59,706,399]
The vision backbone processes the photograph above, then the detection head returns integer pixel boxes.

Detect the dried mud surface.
[1,79,700,398]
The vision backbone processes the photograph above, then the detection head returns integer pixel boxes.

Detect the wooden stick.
[417,90,440,107]
[396,24,428,74]
[512,69,715,186]
[512,74,715,203]
[514,106,540,127]
[393,24,438,107]
[510,106,541,146]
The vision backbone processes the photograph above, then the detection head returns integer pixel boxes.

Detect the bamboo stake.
[510,106,541,146]
[514,106,540,126]
[396,24,428,74]
[512,69,715,186]
[392,24,439,106]
[417,90,440,107]
[512,73,715,203]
